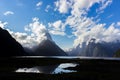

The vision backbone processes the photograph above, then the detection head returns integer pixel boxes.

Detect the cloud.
[107,14,113,18]
[9,31,31,47]
[71,0,101,16]
[54,0,112,16]
[48,20,66,36]
[4,11,14,16]
[117,22,120,26]
[67,35,74,38]
[45,5,51,12]
[0,21,8,28]
[23,17,49,47]
[36,1,43,10]
[49,30,66,36]
[36,1,43,7]
[54,0,72,13]
[51,20,63,31]
[54,0,104,15]
[25,17,47,39]
[97,0,112,13]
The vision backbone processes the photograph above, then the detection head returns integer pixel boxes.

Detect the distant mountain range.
[67,38,120,57]
[0,28,67,57]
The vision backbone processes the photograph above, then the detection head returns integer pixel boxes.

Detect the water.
[15,56,120,74]
[16,56,120,60]
[15,63,78,74]
[1,56,120,80]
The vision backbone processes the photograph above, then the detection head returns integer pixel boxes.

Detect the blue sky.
[0,0,120,49]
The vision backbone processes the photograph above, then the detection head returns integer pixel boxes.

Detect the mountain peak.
[33,39,67,56]
[45,32,52,41]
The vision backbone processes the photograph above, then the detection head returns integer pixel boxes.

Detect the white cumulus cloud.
[117,22,120,26]
[36,1,43,7]
[45,5,51,12]
[54,0,72,13]
[4,11,14,16]
[54,0,112,16]
[36,1,43,10]
[0,21,8,28]
[48,20,66,36]
[23,17,49,47]
[49,30,66,36]
[97,0,112,13]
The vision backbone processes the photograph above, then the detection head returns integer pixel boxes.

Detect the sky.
[0,0,120,50]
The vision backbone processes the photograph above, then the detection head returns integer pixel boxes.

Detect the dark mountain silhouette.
[0,27,27,57]
[32,39,67,56]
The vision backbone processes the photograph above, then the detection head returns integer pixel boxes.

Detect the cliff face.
[0,27,27,57]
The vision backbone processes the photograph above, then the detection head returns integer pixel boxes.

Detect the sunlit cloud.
[36,1,43,10]
[45,5,51,12]
[117,22,120,26]
[54,0,72,14]
[3,11,14,16]
[48,20,66,36]
[0,21,8,28]
[97,0,112,14]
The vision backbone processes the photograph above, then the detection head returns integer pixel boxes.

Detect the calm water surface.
[15,56,120,74]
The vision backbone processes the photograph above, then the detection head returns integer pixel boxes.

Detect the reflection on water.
[15,65,58,74]
[15,67,40,73]
[53,63,78,74]
[15,63,78,74]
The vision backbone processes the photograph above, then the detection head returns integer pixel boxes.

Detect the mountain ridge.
[66,39,120,57]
